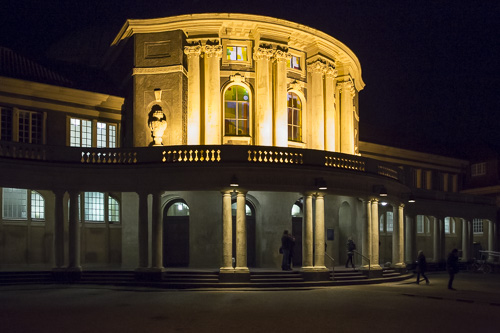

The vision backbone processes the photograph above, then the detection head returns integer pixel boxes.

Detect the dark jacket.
[447,252,459,274]
[417,253,427,272]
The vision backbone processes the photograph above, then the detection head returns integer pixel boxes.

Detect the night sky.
[1,0,498,158]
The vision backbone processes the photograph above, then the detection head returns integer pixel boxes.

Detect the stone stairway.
[0,271,54,285]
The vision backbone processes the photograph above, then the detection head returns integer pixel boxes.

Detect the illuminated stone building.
[0,14,497,282]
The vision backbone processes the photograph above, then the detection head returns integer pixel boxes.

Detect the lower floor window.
[2,188,45,221]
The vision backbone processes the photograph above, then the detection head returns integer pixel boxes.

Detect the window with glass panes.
[224,85,249,136]
[417,215,424,233]
[287,56,301,70]
[226,46,248,61]
[1,107,13,141]
[84,192,104,222]
[2,188,27,219]
[70,118,92,147]
[386,212,394,232]
[108,196,120,223]
[31,191,45,220]
[19,110,43,144]
[97,122,117,148]
[287,92,302,141]
[473,218,483,234]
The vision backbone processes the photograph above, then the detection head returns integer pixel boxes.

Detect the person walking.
[416,250,430,285]
[345,238,356,269]
[447,248,459,290]
[281,230,292,271]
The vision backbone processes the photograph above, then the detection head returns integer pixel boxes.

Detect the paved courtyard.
[1,272,499,333]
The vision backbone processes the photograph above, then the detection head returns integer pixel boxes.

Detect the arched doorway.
[231,201,256,267]
[291,199,303,267]
[339,202,352,266]
[163,199,190,267]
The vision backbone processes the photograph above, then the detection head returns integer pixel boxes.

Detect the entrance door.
[292,216,303,267]
[163,200,190,267]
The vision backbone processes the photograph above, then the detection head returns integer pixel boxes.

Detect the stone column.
[324,65,338,152]
[405,215,416,264]
[68,190,81,270]
[393,204,405,268]
[253,45,274,146]
[151,191,163,270]
[235,191,248,272]
[53,190,65,269]
[138,192,149,269]
[371,199,381,269]
[461,219,469,261]
[220,191,233,271]
[338,79,356,155]
[308,60,326,150]
[302,194,314,269]
[362,200,371,269]
[203,43,223,145]
[432,217,440,262]
[488,220,495,258]
[184,44,202,145]
[314,194,327,269]
[273,48,291,147]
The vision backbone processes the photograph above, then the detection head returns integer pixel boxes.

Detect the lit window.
[2,188,27,219]
[287,56,301,70]
[471,163,486,177]
[417,215,424,234]
[226,46,247,61]
[386,212,393,232]
[70,118,92,147]
[19,110,43,144]
[291,204,302,217]
[231,202,253,216]
[84,192,104,222]
[167,202,190,217]
[31,191,45,220]
[224,85,249,136]
[445,217,451,234]
[1,107,13,141]
[379,215,384,232]
[97,122,117,148]
[473,218,483,234]
[287,92,302,142]
[108,196,120,223]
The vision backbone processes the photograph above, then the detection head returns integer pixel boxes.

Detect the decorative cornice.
[133,65,188,77]
[184,44,202,58]
[204,44,223,58]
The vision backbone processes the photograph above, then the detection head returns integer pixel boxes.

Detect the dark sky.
[1,0,499,158]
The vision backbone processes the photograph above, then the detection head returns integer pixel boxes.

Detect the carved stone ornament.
[288,80,303,93]
[325,65,338,78]
[148,105,167,146]
[273,48,292,63]
[230,73,245,84]
[203,44,223,58]
[307,60,327,74]
[184,44,202,58]
[253,45,274,61]
[338,80,356,98]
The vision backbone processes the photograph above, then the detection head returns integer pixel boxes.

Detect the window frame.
[286,49,306,77]
[222,82,253,145]
[221,39,253,67]
[1,188,45,223]
[287,91,304,144]
[471,163,486,177]
[68,117,119,148]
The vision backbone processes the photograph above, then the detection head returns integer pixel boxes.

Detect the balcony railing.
[0,141,405,182]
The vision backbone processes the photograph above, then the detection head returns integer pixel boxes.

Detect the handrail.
[325,252,335,277]
[353,250,370,273]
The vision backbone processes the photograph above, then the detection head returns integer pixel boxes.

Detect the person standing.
[288,234,296,270]
[281,230,292,271]
[447,249,459,290]
[416,250,430,285]
[345,238,356,269]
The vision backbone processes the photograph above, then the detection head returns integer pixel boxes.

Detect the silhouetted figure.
[345,238,356,268]
[416,250,429,285]
[447,249,459,290]
[281,230,293,271]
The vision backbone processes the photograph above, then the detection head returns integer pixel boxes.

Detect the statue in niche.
[148,104,167,146]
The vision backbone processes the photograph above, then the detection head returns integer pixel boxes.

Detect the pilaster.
[324,65,338,152]
[307,60,327,150]
[338,79,356,155]
[253,45,274,146]
[184,44,202,145]
[203,43,223,144]
[273,48,291,147]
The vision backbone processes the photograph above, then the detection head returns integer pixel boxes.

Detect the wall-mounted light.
[373,185,387,197]
[230,175,239,187]
[380,201,388,206]
[315,178,327,190]
[408,193,416,203]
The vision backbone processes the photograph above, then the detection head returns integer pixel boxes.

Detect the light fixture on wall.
[373,185,388,197]
[408,193,416,203]
[315,178,327,190]
[230,175,239,187]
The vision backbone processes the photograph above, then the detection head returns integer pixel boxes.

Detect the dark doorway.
[291,200,303,268]
[163,200,189,267]
[231,201,256,267]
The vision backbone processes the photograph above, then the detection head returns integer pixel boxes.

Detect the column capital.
[184,44,202,58]
[253,45,274,61]
[273,48,292,63]
[307,60,327,74]
[203,44,223,58]
[325,65,338,79]
[338,79,356,96]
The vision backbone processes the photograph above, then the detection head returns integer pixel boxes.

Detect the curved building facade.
[0,14,497,282]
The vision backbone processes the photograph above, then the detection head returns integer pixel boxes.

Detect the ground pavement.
[1,271,499,333]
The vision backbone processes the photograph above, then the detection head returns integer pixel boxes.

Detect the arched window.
[224,85,249,136]
[167,201,190,216]
[108,196,120,223]
[287,92,302,142]
[31,190,45,220]
[291,203,302,217]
